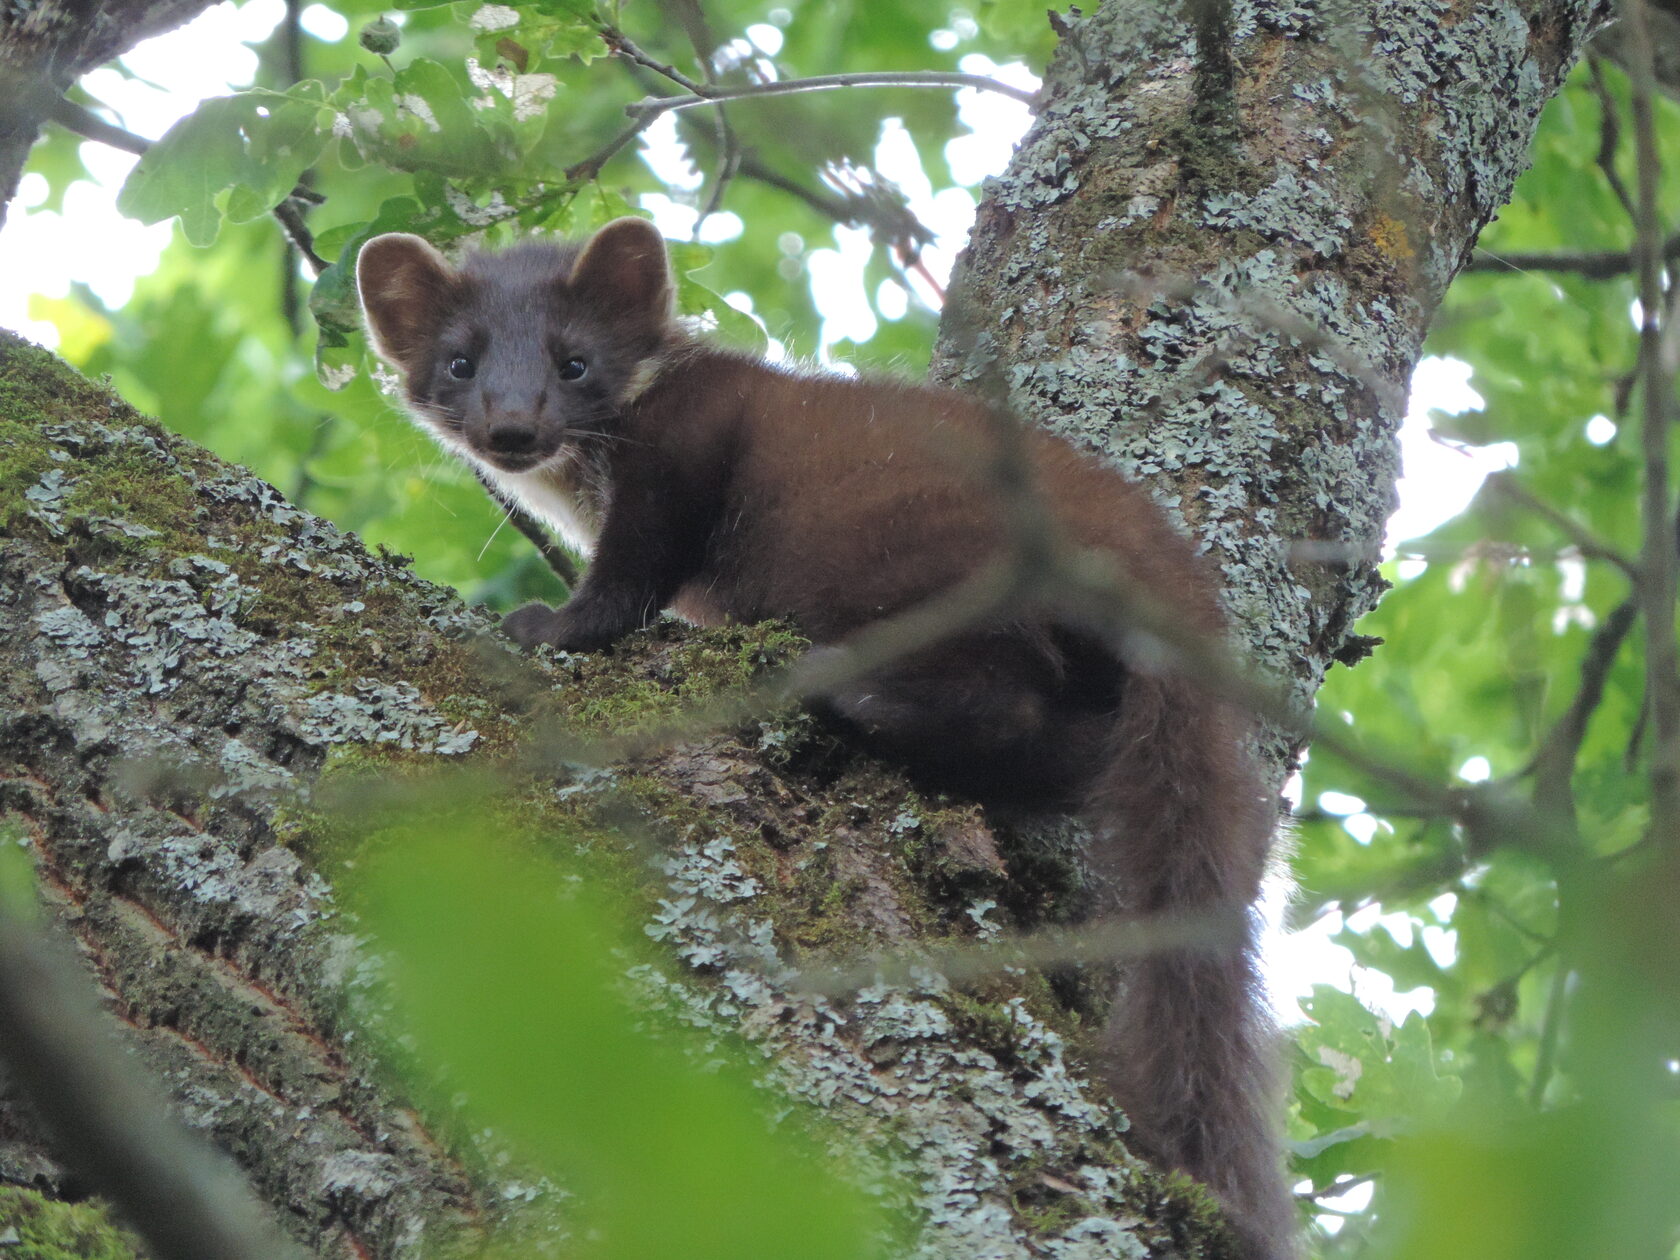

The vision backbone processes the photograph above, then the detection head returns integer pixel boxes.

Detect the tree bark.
[0,329,1214,1257]
[0,0,1611,1256]
[938,0,1607,752]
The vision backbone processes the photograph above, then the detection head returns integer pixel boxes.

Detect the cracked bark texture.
[0,0,1613,1254]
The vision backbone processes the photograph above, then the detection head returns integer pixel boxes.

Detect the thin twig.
[48,97,148,155]
[1521,598,1639,808]
[624,70,1038,120]
[728,153,937,297]
[694,116,741,233]
[1464,235,1680,278]
[1622,0,1680,841]
[1300,1172,1378,1204]
[564,116,658,182]
[1527,956,1572,1108]
[272,197,327,275]
[642,1,742,235]
[1588,56,1637,219]
[1485,472,1642,579]
[472,467,580,587]
[597,19,708,94]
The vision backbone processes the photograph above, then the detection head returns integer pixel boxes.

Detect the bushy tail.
[1086,673,1296,1260]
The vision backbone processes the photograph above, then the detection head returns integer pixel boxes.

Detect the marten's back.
[625,350,1227,642]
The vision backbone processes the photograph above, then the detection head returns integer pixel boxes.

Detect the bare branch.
[1485,472,1642,579]
[564,115,659,183]
[624,70,1038,120]
[597,19,708,94]
[1524,598,1640,815]
[645,0,742,235]
[47,96,148,155]
[1623,0,1680,840]
[271,196,327,275]
[1589,56,1639,219]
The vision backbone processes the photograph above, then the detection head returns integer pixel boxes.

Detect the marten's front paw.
[502,602,562,649]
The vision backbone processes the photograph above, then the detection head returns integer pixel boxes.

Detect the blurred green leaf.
[116,88,329,246]
[352,792,885,1260]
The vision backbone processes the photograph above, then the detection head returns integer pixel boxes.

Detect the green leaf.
[350,786,887,1259]
[115,89,329,247]
[670,241,769,356]
[1296,986,1461,1126]
[332,59,523,177]
[116,98,250,246]
[462,0,608,66]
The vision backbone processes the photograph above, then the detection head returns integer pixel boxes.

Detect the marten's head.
[356,217,674,474]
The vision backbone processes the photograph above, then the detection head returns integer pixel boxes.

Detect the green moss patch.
[0,1187,144,1260]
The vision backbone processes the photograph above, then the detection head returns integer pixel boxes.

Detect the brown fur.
[357,218,1296,1258]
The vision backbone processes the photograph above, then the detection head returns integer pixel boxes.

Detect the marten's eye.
[447,356,476,380]
[559,358,588,382]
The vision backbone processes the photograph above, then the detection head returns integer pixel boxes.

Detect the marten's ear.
[357,233,456,370]
[569,217,672,318]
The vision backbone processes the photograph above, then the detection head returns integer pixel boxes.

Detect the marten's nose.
[486,421,538,455]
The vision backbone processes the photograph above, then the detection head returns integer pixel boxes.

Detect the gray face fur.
[356,219,675,475]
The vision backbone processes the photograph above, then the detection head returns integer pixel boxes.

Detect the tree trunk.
[0,0,1608,1256]
[939,0,1606,743]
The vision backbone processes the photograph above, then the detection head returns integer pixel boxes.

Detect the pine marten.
[357,217,1294,1258]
